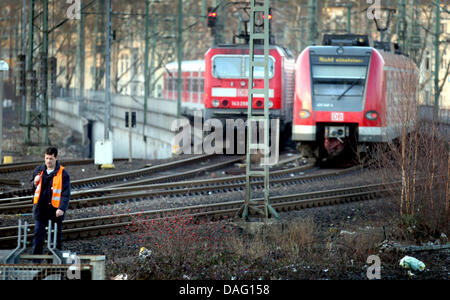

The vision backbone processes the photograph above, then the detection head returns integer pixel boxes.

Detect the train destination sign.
[311,55,369,65]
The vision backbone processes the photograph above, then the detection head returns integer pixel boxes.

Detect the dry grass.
[226,217,316,259]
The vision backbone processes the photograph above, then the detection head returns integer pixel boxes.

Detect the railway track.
[0,181,397,247]
[0,158,128,174]
[0,154,239,198]
[0,164,357,214]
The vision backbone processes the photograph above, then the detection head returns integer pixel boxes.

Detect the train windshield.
[310,55,370,112]
[212,55,274,79]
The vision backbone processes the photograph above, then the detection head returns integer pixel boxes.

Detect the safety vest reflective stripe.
[32,171,44,204]
[50,167,64,208]
[32,166,65,209]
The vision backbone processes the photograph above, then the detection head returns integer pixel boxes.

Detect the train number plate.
[331,112,344,121]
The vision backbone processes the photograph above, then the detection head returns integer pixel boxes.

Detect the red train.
[163,45,296,144]
[292,35,418,161]
[163,34,418,161]
[203,44,296,135]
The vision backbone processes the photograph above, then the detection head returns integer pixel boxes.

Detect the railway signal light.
[255,8,273,28]
[125,111,136,128]
[207,7,217,28]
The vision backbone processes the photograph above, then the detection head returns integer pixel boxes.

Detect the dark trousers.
[32,218,63,254]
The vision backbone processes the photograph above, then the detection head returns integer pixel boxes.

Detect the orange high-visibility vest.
[33,166,64,208]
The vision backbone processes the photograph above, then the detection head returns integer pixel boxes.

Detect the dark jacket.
[31,161,71,220]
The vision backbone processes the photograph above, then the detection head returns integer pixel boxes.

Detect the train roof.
[165,60,205,72]
[376,49,417,71]
[309,46,373,56]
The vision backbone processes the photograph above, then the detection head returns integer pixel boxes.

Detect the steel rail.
[0,163,358,215]
[0,181,402,246]
[0,154,220,198]
[0,158,130,174]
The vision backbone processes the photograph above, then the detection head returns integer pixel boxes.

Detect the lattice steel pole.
[307,0,317,46]
[104,0,112,140]
[24,0,34,144]
[41,0,49,145]
[144,0,150,139]
[434,0,441,120]
[76,0,86,104]
[240,0,278,221]
[176,0,183,119]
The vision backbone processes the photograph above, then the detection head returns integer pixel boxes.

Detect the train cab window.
[212,55,275,79]
[310,58,369,112]
[312,65,366,97]
[213,56,242,78]
[244,56,275,79]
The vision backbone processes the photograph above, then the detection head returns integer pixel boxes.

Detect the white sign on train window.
[313,65,367,79]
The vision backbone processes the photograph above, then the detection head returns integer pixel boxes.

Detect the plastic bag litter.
[139,247,152,259]
[112,273,128,280]
[399,256,426,273]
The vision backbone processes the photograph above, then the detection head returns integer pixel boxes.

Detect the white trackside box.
[94,139,113,165]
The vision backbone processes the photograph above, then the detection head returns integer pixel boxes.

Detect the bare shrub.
[373,54,449,238]
[125,212,230,264]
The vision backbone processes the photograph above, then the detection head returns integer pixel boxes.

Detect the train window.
[313,82,364,97]
[244,56,275,79]
[212,55,275,79]
[213,56,242,78]
[187,78,191,92]
[311,64,368,111]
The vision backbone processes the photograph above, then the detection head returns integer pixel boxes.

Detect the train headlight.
[365,111,379,121]
[268,101,274,108]
[212,99,220,107]
[299,109,311,119]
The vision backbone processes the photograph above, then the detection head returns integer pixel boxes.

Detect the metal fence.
[0,254,105,280]
[418,105,450,124]
[0,264,92,280]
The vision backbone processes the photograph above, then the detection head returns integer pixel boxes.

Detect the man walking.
[31,147,70,254]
